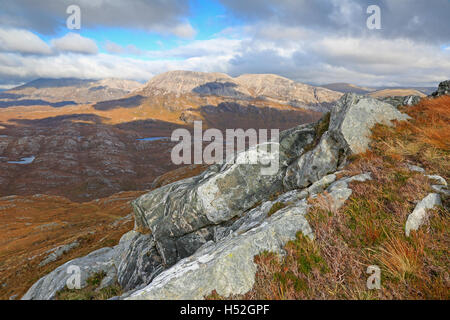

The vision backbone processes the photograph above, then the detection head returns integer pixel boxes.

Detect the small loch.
[8,156,36,164]
[136,137,169,142]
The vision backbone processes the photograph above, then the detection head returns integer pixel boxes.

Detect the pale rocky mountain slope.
[235,73,341,105]
[137,71,342,111]
[3,78,142,104]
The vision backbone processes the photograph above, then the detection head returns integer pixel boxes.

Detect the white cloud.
[104,41,144,55]
[1,25,449,88]
[0,28,52,55]
[145,38,241,59]
[51,33,98,54]
[168,22,197,39]
[0,50,233,85]
[1,0,196,39]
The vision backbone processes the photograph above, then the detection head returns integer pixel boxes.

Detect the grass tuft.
[56,271,122,300]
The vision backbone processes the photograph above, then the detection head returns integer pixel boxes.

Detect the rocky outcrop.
[380,95,421,108]
[284,94,409,189]
[127,93,407,296]
[117,233,163,291]
[22,231,158,300]
[23,93,409,300]
[127,197,313,300]
[431,80,450,97]
[131,123,316,266]
[38,241,80,267]
[126,172,371,300]
[405,193,442,237]
[328,94,410,155]
[22,247,117,300]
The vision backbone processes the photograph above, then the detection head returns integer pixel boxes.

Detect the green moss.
[290,232,329,275]
[315,112,331,139]
[56,271,122,300]
[274,271,308,293]
[268,202,287,217]
[304,112,331,153]
[86,270,107,287]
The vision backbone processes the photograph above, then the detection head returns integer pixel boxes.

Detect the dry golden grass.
[375,234,425,282]
[369,89,426,98]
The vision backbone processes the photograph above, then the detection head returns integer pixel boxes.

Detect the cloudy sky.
[0,0,449,89]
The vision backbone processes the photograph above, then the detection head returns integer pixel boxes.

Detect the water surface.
[8,156,36,164]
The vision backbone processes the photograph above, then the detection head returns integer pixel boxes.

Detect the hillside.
[0,78,142,107]
[0,71,341,129]
[139,71,341,104]
[136,71,342,112]
[369,89,427,98]
[322,83,376,95]
[324,83,433,97]
[19,81,449,300]
[0,164,208,300]
[0,71,337,202]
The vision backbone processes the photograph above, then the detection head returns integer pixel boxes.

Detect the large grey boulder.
[284,132,341,189]
[133,93,409,266]
[405,193,442,237]
[127,194,313,300]
[284,94,408,189]
[22,247,117,300]
[329,94,410,155]
[117,234,164,291]
[380,95,421,108]
[132,123,316,265]
[22,231,161,300]
[126,173,370,300]
[431,80,450,97]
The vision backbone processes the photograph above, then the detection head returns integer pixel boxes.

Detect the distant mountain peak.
[138,70,343,109]
[5,78,143,104]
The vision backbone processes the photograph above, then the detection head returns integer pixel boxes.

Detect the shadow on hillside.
[93,95,145,111]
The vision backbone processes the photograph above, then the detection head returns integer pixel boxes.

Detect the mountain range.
[0,78,142,107]
[322,82,435,96]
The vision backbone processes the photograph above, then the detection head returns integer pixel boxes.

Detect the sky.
[0,0,449,89]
